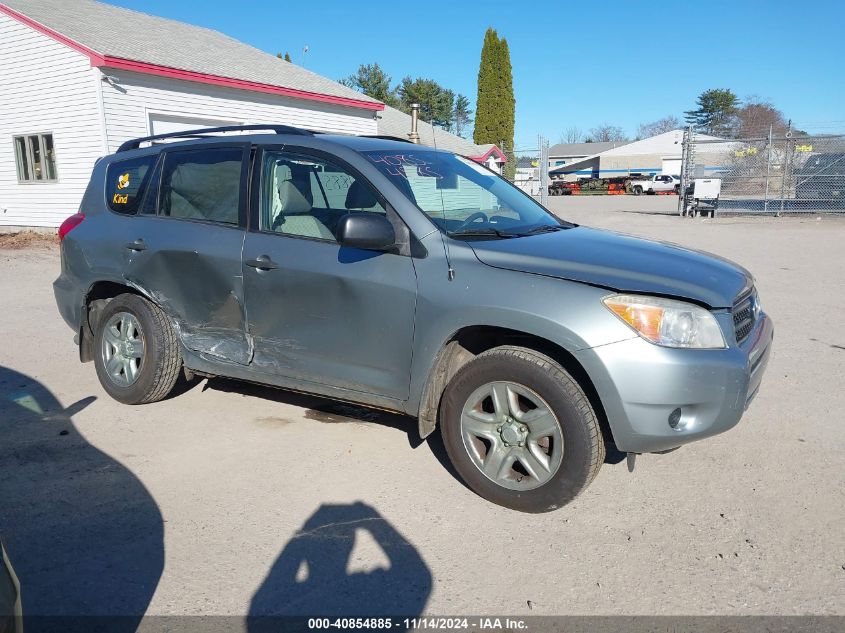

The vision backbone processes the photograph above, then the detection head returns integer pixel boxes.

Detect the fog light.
[668,408,684,430]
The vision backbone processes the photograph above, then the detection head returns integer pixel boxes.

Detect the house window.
[13,133,58,182]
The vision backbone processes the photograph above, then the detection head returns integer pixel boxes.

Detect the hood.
[468,226,752,308]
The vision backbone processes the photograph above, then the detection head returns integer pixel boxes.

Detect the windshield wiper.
[449,227,519,239]
[521,224,566,235]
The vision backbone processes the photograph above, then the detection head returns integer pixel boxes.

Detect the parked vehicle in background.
[795,152,845,204]
[630,174,680,195]
[54,125,773,512]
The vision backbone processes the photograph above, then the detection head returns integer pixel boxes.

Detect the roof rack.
[363,134,414,144]
[116,124,313,152]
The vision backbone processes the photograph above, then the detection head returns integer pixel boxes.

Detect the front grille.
[732,288,757,344]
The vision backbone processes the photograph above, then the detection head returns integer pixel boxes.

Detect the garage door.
[149,114,244,136]
[662,157,681,177]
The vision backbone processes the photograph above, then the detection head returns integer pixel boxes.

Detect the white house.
[0,0,389,228]
[1,0,507,229]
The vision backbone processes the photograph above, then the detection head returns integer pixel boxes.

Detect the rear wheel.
[633,186,643,195]
[94,293,182,404]
[439,346,604,513]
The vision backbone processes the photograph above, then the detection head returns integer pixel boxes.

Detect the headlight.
[603,294,726,349]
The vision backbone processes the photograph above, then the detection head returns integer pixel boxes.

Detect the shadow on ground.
[0,366,164,631]
[248,502,431,632]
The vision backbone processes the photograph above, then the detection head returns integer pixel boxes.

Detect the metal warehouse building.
[549,130,728,181]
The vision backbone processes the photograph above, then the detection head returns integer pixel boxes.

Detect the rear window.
[106,155,157,214]
[159,147,243,225]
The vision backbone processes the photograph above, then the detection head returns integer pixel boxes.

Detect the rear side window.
[159,147,243,225]
[106,155,157,214]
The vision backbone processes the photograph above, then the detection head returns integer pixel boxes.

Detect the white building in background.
[0,0,385,228]
[549,130,728,181]
[1,0,506,229]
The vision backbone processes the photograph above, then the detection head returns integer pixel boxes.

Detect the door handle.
[124,239,147,251]
[245,255,278,271]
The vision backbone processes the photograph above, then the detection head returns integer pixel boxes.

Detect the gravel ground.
[1,197,843,620]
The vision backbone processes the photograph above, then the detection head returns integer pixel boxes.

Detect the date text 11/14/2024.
[307,617,529,630]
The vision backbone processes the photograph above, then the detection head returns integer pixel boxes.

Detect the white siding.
[100,70,378,153]
[0,14,104,228]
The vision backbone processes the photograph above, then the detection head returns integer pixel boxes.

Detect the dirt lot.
[1,196,843,620]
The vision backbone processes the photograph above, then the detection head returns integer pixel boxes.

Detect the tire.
[93,293,182,405]
[439,346,605,513]
[633,186,643,196]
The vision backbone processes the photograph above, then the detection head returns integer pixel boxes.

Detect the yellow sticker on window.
[117,173,130,190]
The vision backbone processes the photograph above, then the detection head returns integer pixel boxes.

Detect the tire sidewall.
[440,351,598,512]
[94,295,163,405]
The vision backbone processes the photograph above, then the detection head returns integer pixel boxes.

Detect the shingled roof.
[376,106,506,163]
[0,0,383,110]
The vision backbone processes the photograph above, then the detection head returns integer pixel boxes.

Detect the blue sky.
[111,0,845,148]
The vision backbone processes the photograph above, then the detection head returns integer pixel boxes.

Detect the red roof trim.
[97,56,384,111]
[0,3,384,112]
[0,3,101,59]
[469,145,507,163]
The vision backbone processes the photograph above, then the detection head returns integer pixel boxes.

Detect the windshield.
[362,150,570,238]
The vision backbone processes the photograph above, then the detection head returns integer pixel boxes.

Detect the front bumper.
[575,312,774,453]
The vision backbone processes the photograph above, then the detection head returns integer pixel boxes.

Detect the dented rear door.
[122,143,252,365]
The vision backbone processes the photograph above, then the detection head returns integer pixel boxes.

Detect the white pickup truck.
[629,174,680,195]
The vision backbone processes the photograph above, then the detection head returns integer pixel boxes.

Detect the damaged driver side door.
[121,143,252,365]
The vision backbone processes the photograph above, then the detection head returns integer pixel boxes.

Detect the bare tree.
[636,115,680,139]
[736,96,789,138]
[588,124,628,143]
[559,126,584,144]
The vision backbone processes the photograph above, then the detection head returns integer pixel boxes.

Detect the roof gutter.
[0,3,384,112]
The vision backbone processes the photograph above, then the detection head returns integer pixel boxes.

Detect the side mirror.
[336,213,395,251]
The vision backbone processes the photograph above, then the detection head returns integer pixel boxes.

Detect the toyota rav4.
[54,125,773,512]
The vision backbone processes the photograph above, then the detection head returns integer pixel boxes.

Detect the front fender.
[405,239,636,424]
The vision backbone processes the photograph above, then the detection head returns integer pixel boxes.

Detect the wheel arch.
[79,280,148,362]
[417,325,613,446]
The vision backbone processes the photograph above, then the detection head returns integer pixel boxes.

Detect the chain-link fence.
[513,136,549,206]
[681,128,845,215]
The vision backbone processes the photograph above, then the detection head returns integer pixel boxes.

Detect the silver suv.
[53,125,773,512]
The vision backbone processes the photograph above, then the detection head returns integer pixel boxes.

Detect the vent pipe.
[408,103,420,144]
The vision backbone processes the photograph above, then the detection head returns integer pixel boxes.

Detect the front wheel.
[439,346,605,512]
[94,293,182,405]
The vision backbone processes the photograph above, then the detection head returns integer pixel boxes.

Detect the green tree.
[684,89,739,137]
[397,77,454,125]
[474,28,516,180]
[339,63,399,107]
[452,94,473,138]
[276,52,292,62]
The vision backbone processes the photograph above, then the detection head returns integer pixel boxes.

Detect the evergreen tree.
[284,52,292,62]
[684,89,740,137]
[397,77,454,125]
[474,28,499,147]
[452,94,473,138]
[474,28,516,180]
[339,63,399,107]
[499,36,516,181]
